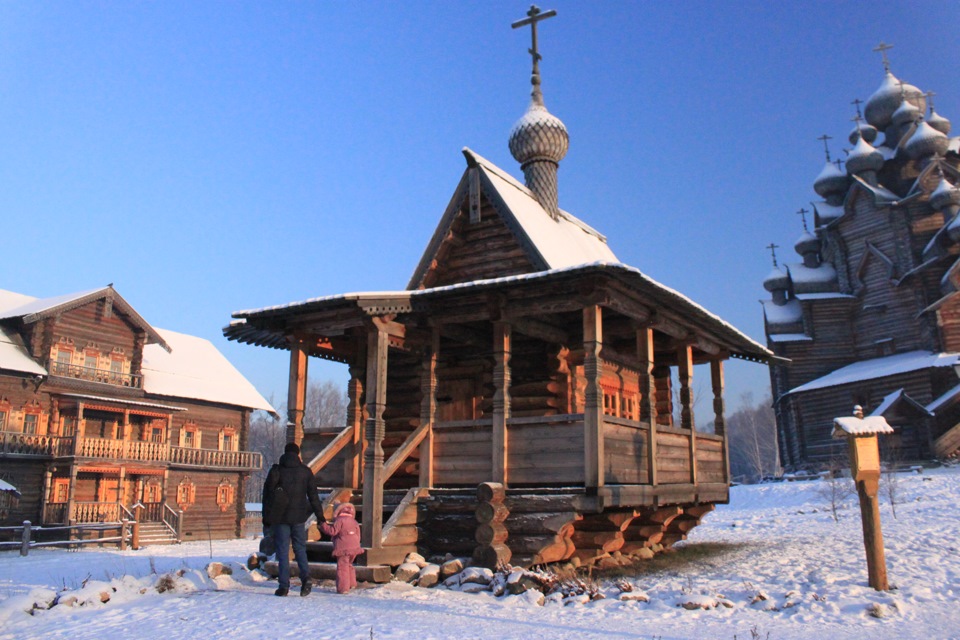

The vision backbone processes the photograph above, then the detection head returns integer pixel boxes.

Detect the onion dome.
[892,98,921,127]
[846,136,884,175]
[864,72,924,129]
[795,230,820,256]
[928,110,952,136]
[849,122,878,144]
[814,162,849,198]
[905,120,949,159]
[508,98,569,167]
[931,177,960,212]
[763,267,790,293]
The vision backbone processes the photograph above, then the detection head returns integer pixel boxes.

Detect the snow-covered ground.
[2,468,959,640]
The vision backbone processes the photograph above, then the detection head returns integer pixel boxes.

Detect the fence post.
[120,519,129,550]
[176,509,184,543]
[132,504,144,551]
[20,521,31,557]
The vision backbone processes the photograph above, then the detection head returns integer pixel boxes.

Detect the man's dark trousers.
[273,522,310,590]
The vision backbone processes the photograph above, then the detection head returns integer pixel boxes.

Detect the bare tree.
[246,397,286,501]
[880,439,904,520]
[303,380,348,433]
[727,393,780,483]
[814,456,855,523]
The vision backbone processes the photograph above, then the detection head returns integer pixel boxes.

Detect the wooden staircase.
[934,422,960,459]
[136,521,179,546]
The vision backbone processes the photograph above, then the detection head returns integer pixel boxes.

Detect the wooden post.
[637,327,658,486]
[41,466,53,524]
[361,324,389,549]
[176,509,184,543]
[20,521,31,556]
[583,305,604,490]
[132,503,144,550]
[710,359,729,483]
[419,327,439,488]
[287,337,309,445]
[677,344,697,485]
[65,463,78,526]
[344,359,365,489]
[492,321,511,485]
[120,519,129,550]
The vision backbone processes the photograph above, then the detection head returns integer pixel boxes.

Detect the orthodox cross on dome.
[766,243,781,268]
[512,5,557,104]
[852,98,864,119]
[926,90,937,114]
[796,207,810,232]
[873,41,894,72]
[817,134,833,162]
[834,158,845,171]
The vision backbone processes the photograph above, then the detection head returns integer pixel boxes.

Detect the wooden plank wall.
[602,420,648,484]
[695,436,725,484]
[168,469,243,540]
[509,418,583,485]
[0,461,44,526]
[654,429,692,484]
[432,422,492,486]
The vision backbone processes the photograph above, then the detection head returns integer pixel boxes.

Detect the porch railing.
[1,432,261,471]
[48,361,142,388]
[162,503,183,542]
[71,501,121,523]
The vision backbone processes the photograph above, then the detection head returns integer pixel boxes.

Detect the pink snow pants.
[336,553,359,593]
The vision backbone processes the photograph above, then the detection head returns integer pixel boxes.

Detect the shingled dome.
[931,177,960,212]
[509,99,569,166]
[905,120,949,159]
[848,122,878,144]
[846,136,884,175]
[928,110,952,136]
[864,72,924,129]
[813,161,849,198]
[763,267,790,293]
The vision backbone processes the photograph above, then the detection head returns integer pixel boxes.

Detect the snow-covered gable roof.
[833,415,894,437]
[0,325,47,376]
[762,299,803,326]
[407,148,617,289]
[788,350,960,396]
[786,262,836,286]
[0,478,20,497]
[870,388,932,418]
[768,333,812,343]
[0,287,168,351]
[142,328,275,413]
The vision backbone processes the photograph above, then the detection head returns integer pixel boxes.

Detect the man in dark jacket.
[262,441,324,596]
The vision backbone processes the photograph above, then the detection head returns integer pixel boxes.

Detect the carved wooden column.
[711,359,729,484]
[637,327,658,486]
[653,367,673,427]
[419,327,439,488]
[361,324,389,549]
[677,344,696,484]
[583,306,604,489]
[286,337,309,445]
[492,321,511,485]
[344,358,365,490]
[66,463,78,524]
[41,465,53,523]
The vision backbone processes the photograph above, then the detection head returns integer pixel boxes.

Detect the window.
[219,426,237,451]
[150,427,164,443]
[84,352,99,371]
[55,350,72,375]
[179,424,200,448]
[183,430,195,447]
[222,433,233,450]
[0,411,6,431]
[176,478,196,510]
[143,481,162,503]
[23,414,38,435]
[52,479,70,503]
[216,480,235,512]
[61,416,77,437]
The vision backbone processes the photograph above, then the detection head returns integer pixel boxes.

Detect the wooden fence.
[0,520,133,556]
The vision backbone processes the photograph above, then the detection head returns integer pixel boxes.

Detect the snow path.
[2,468,959,640]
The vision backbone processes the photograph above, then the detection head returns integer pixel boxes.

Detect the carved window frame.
[179,423,201,449]
[216,479,235,512]
[176,478,196,511]
[218,426,237,452]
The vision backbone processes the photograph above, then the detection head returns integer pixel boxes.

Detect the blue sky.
[1,1,957,412]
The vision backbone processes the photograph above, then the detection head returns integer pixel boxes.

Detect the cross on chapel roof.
[873,41,894,73]
[512,5,557,104]
[766,243,781,268]
[817,134,833,162]
[796,207,810,232]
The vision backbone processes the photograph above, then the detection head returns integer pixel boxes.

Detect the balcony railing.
[48,361,142,389]
[0,432,262,471]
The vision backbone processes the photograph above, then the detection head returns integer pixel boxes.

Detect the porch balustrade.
[0,431,262,470]
[47,360,142,388]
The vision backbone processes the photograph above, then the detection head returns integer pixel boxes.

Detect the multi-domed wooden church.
[763,44,960,469]
[228,7,770,571]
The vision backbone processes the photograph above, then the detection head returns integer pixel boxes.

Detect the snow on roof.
[794,292,855,300]
[472,150,619,269]
[0,478,20,494]
[786,262,837,285]
[0,325,47,376]
[813,201,844,224]
[0,287,106,321]
[928,380,960,413]
[833,415,894,437]
[871,388,904,417]
[788,350,960,396]
[762,299,803,325]
[768,333,812,343]
[142,328,275,413]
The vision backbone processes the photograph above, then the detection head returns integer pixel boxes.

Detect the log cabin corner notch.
[225,8,772,570]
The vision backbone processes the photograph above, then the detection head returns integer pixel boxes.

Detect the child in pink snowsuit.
[320,502,362,593]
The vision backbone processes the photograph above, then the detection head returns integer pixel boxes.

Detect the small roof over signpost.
[832,404,890,591]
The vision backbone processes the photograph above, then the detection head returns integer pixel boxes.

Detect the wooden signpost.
[832,405,892,591]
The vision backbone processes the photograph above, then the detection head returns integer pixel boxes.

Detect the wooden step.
[263,560,392,584]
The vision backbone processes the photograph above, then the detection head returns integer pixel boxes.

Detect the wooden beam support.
[651,314,689,341]
[492,322,511,485]
[711,358,729,485]
[343,349,365,489]
[603,295,652,324]
[677,344,696,485]
[419,327,439,488]
[509,316,569,345]
[637,327,658,486]
[440,323,488,348]
[361,325,389,549]
[286,337,309,445]
[583,306,604,490]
